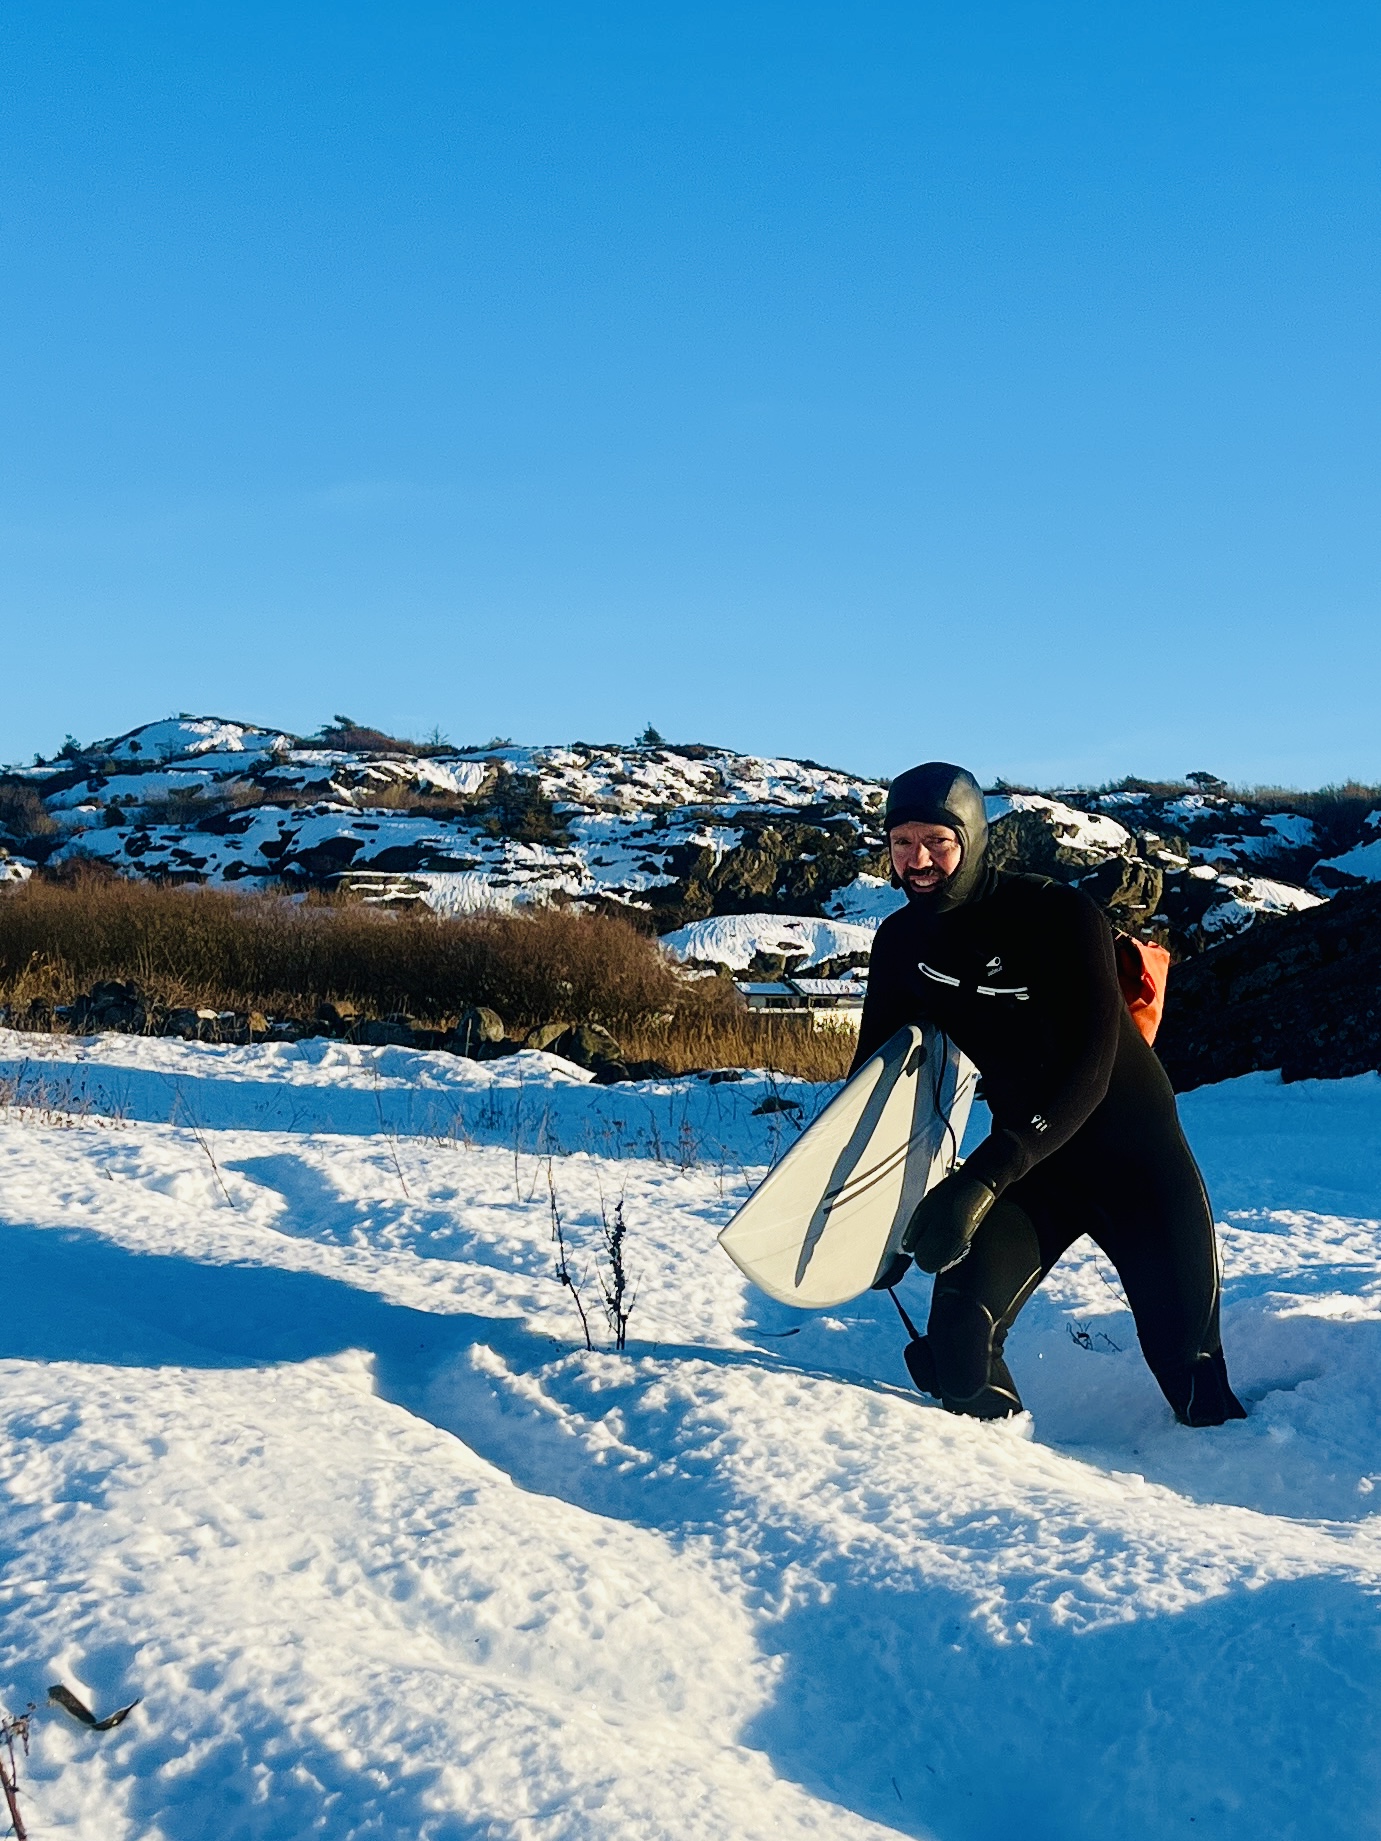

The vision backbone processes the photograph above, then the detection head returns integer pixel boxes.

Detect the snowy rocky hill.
[3,715,1377,969]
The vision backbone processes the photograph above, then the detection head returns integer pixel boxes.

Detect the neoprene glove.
[903,1171,997,1274]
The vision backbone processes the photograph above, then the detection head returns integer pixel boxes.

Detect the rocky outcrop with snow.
[983,789,1336,952]
[3,719,891,926]
[2,717,1371,957]
[1313,812,1381,890]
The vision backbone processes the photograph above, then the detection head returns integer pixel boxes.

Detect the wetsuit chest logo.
[918,958,1031,1001]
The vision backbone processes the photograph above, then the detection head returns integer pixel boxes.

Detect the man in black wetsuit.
[855,761,1246,1428]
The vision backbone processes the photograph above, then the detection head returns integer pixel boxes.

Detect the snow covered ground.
[661,911,877,970]
[1,1031,1380,1839]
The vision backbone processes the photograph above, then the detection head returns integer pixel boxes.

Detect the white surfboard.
[719,1026,978,1308]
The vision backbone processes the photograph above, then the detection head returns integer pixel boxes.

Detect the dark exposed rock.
[987,808,1118,878]
[984,807,1173,936]
[162,1008,209,1040]
[160,1007,249,1044]
[287,836,364,877]
[352,1017,417,1047]
[648,818,885,930]
[71,981,148,1035]
[1153,870,1236,948]
[195,808,265,837]
[368,847,482,874]
[473,1037,522,1060]
[447,1006,506,1056]
[977,805,1325,956]
[586,1056,676,1084]
[525,1021,573,1052]
[743,949,808,979]
[808,955,872,985]
[552,1023,624,1071]
[1156,884,1381,1090]
[316,1001,359,1032]
[3,979,671,1076]
[1137,829,1191,867]
[1073,857,1164,929]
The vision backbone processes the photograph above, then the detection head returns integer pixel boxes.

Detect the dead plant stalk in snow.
[598,1194,636,1352]
[547,1161,593,1352]
[0,1705,33,1841]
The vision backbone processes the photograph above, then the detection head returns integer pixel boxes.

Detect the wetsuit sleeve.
[961,889,1123,1195]
[849,915,923,1074]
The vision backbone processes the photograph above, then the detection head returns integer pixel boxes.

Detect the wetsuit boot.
[1164,1349,1247,1427]
[911,1289,1024,1419]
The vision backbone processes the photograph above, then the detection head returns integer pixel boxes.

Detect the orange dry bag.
[1114,934,1171,1046]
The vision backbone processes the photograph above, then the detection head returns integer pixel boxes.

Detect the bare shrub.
[475,773,569,845]
[0,781,57,844]
[313,716,438,756]
[43,856,123,888]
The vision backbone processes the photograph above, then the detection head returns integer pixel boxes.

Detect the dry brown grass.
[0,875,856,1078]
[0,876,686,1033]
[623,1012,856,1081]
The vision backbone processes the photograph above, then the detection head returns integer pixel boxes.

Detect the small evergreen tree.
[480,772,570,845]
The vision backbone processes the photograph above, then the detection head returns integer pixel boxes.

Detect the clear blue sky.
[4,2,1379,787]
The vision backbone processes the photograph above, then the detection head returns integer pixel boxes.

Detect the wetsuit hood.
[883,761,989,911]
